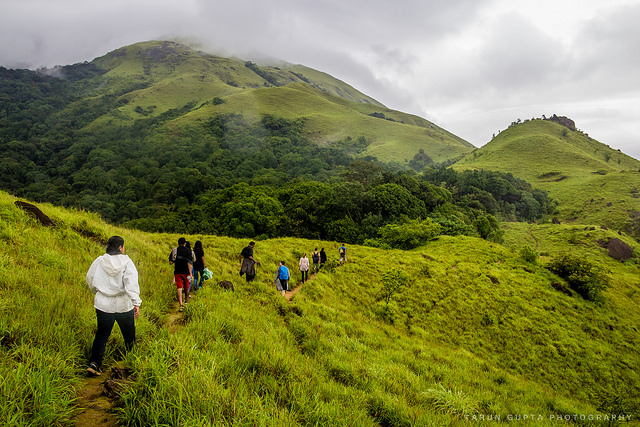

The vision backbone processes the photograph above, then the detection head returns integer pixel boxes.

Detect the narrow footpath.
[284,267,326,301]
[72,299,186,426]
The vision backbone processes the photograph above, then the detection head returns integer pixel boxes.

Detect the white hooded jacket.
[86,253,141,313]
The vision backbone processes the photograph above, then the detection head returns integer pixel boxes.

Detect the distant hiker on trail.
[170,237,193,311]
[320,247,327,268]
[312,248,320,273]
[192,240,206,293]
[274,261,290,297]
[239,241,259,282]
[299,252,310,283]
[339,244,347,265]
[86,236,141,376]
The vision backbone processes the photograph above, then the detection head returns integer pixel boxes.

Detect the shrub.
[362,238,392,249]
[431,215,474,236]
[378,269,410,305]
[547,254,607,301]
[520,244,538,264]
[473,214,503,243]
[379,218,441,250]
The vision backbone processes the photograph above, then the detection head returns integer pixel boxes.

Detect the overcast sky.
[2,0,639,160]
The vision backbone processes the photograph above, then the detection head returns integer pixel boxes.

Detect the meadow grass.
[454,119,640,231]
[1,191,639,425]
[84,41,474,165]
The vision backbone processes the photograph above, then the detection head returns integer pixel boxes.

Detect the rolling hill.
[79,40,473,164]
[453,117,640,237]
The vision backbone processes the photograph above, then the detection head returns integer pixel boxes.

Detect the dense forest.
[0,66,555,247]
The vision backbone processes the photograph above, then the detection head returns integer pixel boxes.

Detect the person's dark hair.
[178,237,186,245]
[186,241,191,249]
[281,261,286,265]
[106,236,124,255]
[194,240,203,251]
[249,241,255,246]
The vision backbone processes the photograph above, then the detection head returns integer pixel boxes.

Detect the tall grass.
[1,191,639,425]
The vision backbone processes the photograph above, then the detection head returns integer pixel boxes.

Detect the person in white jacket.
[299,253,310,284]
[86,236,141,376]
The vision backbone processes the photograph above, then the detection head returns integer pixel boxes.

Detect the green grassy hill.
[453,119,640,234]
[82,40,473,164]
[2,190,638,425]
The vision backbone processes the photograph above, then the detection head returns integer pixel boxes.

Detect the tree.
[378,269,410,305]
[474,214,503,242]
[368,183,427,221]
[379,218,441,250]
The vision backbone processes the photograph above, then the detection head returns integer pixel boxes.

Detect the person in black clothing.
[312,248,320,273]
[184,241,195,300]
[239,241,259,282]
[192,240,206,292]
[169,237,193,311]
[319,248,327,269]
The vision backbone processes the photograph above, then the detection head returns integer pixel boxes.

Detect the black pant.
[301,270,308,283]
[89,308,136,367]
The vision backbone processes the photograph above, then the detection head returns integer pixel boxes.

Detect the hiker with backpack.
[239,241,259,282]
[339,244,347,265]
[274,261,290,297]
[319,247,327,268]
[169,237,193,311]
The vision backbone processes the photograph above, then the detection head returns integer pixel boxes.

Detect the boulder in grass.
[606,238,633,261]
[15,201,55,227]
[217,280,235,291]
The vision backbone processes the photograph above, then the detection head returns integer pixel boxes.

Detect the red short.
[174,274,189,289]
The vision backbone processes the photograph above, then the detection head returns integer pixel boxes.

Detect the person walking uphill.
[320,248,327,269]
[86,236,141,376]
[312,248,320,273]
[239,241,259,282]
[339,244,347,266]
[274,261,290,297]
[299,252,310,283]
[192,240,206,293]
[170,237,193,311]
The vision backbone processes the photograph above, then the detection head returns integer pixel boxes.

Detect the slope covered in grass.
[1,191,639,425]
[77,40,474,164]
[454,119,640,233]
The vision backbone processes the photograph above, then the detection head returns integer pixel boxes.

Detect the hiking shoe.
[179,304,184,312]
[86,362,102,376]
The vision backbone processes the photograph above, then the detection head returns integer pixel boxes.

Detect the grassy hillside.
[2,190,639,425]
[182,82,471,163]
[454,119,640,233]
[83,40,473,163]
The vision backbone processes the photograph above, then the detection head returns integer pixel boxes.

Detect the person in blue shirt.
[339,244,347,265]
[274,261,290,296]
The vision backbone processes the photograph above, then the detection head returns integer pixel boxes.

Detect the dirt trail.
[72,296,186,426]
[284,269,319,301]
[72,373,118,427]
